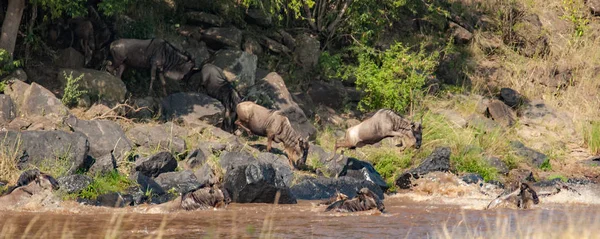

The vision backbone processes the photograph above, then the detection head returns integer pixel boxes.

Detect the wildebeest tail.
[219,83,242,133]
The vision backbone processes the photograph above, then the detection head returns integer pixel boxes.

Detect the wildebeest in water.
[109,38,195,96]
[325,188,385,213]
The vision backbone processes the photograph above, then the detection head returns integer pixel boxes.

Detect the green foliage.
[61,71,88,108]
[32,0,87,19]
[540,158,552,171]
[98,0,133,16]
[370,151,413,190]
[350,42,439,113]
[583,121,600,155]
[37,147,76,179]
[0,49,22,77]
[318,52,345,80]
[561,0,590,38]
[78,171,133,200]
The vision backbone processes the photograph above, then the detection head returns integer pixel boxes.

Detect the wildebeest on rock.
[109,38,195,96]
[235,101,310,169]
[325,188,385,213]
[332,109,423,160]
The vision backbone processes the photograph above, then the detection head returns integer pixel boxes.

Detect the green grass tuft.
[78,171,134,200]
[582,121,600,155]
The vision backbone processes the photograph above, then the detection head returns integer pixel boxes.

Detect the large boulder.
[135,151,178,178]
[243,35,263,55]
[260,36,291,54]
[64,116,132,161]
[485,100,516,127]
[161,92,225,127]
[126,122,187,155]
[154,170,202,194]
[182,40,211,68]
[294,33,320,70]
[130,172,166,195]
[89,152,117,175]
[307,81,347,109]
[449,21,473,45]
[200,27,243,50]
[338,157,388,192]
[245,72,317,139]
[245,9,272,27]
[58,174,93,194]
[194,163,220,186]
[510,141,548,168]
[222,152,296,204]
[209,49,258,92]
[185,11,224,27]
[306,144,347,177]
[0,130,90,175]
[498,88,524,109]
[55,47,84,69]
[5,81,70,120]
[290,176,384,200]
[57,68,127,106]
[0,95,16,125]
[396,147,451,189]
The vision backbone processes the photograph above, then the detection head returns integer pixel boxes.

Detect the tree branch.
[326,0,352,34]
[301,0,317,31]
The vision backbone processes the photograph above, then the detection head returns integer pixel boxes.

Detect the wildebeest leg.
[159,71,168,97]
[235,120,253,136]
[149,64,157,96]
[266,135,274,152]
[116,64,126,79]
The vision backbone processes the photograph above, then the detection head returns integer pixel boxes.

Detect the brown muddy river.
[1,192,599,239]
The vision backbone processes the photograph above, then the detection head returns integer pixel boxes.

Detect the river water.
[1,187,599,239]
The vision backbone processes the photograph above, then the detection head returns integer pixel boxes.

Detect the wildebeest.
[180,184,231,211]
[332,109,423,159]
[486,182,539,210]
[2,169,60,196]
[325,188,385,213]
[318,191,349,206]
[190,63,242,133]
[235,101,310,169]
[109,38,195,96]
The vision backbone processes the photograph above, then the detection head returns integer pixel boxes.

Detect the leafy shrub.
[318,51,345,80]
[0,49,22,77]
[78,171,133,200]
[350,42,439,113]
[61,71,88,107]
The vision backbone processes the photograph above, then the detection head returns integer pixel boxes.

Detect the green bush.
[61,71,88,107]
[350,42,439,113]
[78,171,133,200]
[0,49,22,77]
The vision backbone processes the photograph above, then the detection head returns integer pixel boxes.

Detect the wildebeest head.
[292,136,310,167]
[411,122,423,149]
[163,43,195,81]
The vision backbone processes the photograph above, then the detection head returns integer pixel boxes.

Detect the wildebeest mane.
[146,38,194,71]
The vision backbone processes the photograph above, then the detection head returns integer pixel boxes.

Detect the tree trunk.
[0,0,26,61]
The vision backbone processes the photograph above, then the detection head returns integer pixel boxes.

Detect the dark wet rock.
[290,176,384,200]
[96,192,126,207]
[58,174,93,194]
[307,81,347,109]
[57,68,127,106]
[461,173,484,184]
[260,36,291,54]
[510,141,548,168]
[245,72,316,139]
[135,151,178,178]
[209,49,258,92]
[5,81,70,120]
[338,157,388,192]
[0,95,16,125]
[532,178,563,187]
[185,147,210,169]
[185,11,224,27]
[126,122,187,154]
[55,47,84,69]
[485,100,516,127]
[0,130,90,174]
[130,172,165,195]
[568,178,592,185]
[307,144,347,177]
[194,163,219,186]
[484,156,509,175]
[223,159,296,204]
[243,35,263,55]
[161,92,224,126]
[396,147,451,189]
[245,9,272,27]
[449,21,473,44]
[6,68,27,82]
[183,41,211,67]
[256,152,294,187]
[154,170,202,194]
[64,116,132,161]
[508,168,536,182]
[89,152,117,175]
[499,88,524,108]
[219,151,256,170]
[200,27,243,50]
